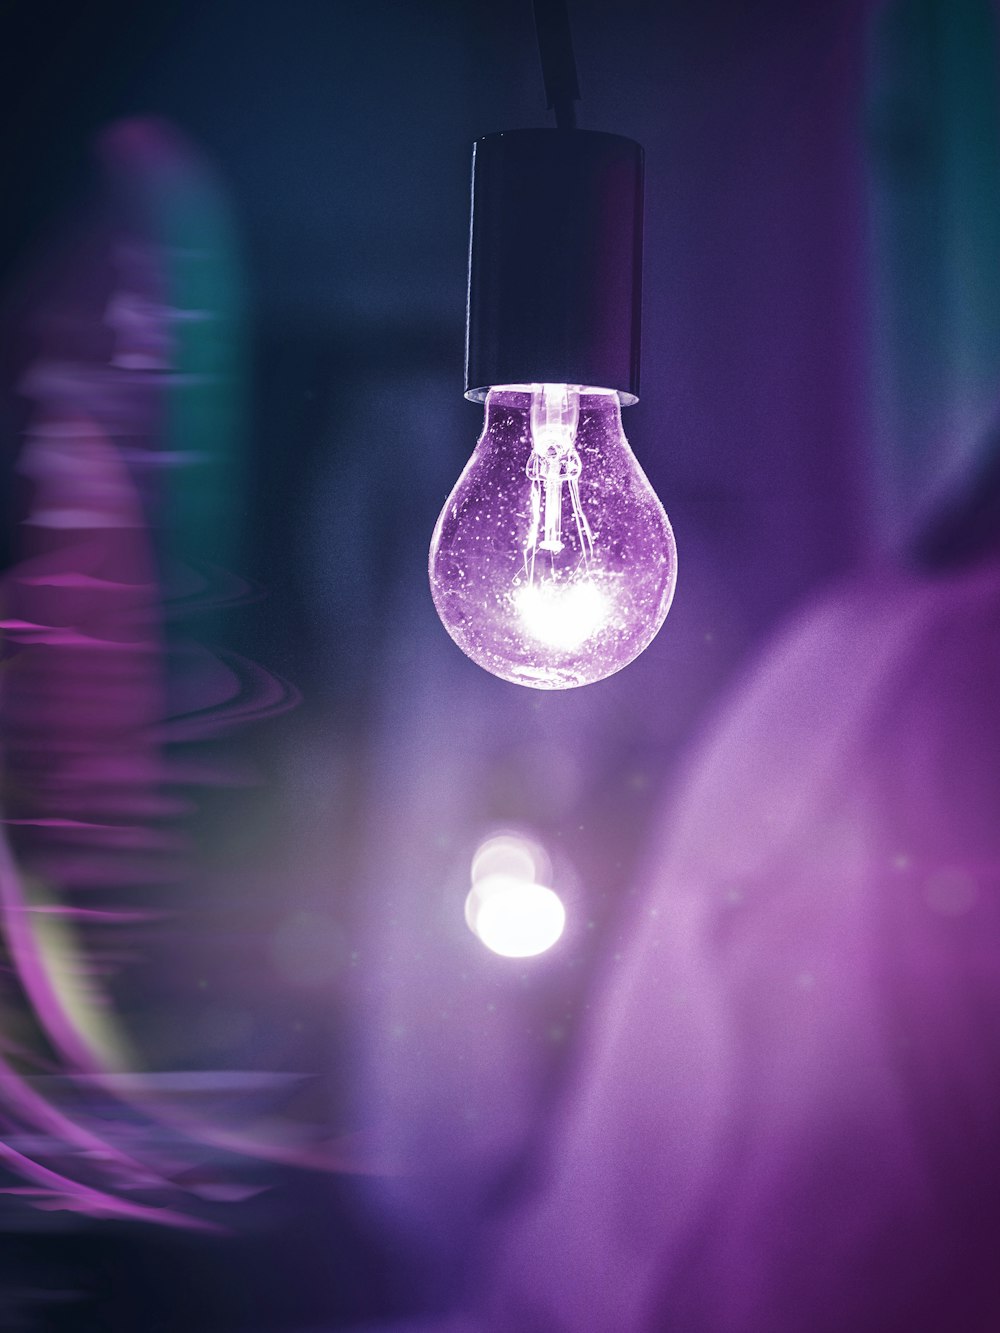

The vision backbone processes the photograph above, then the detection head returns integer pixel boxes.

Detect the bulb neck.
[464,129,644,406]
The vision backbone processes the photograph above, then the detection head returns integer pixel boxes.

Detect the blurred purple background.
[1,1,999,1329]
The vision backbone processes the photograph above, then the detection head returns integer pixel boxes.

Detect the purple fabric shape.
[454,561,1000,1332]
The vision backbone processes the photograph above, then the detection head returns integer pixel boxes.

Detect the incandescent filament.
[523,384,595,585]
[517,384,606,651]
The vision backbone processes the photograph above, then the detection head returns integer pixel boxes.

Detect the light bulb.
[429,383,676,689]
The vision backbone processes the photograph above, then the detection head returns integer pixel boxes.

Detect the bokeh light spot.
[470,833,549,891]
[466,871,566,958]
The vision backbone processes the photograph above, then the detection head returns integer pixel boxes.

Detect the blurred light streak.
[0,116,325,1232]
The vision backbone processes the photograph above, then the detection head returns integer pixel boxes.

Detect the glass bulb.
[429,384,677,689]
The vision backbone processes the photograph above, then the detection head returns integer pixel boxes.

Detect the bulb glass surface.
[429,385,676,689]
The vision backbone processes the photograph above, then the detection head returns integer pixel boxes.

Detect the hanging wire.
[532,0,580,129]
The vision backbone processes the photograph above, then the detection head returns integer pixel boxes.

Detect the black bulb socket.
[465,128,644,406]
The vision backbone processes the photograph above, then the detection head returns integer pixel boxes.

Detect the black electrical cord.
[532,0,580,129]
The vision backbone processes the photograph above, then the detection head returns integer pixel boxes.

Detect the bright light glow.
[514,580,609,650]
[466,833,565,958]
[465,873,566,958]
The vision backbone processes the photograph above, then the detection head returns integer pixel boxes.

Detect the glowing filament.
[518,384,602,648]
[524,384,594,578]
[515,581,609,650]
